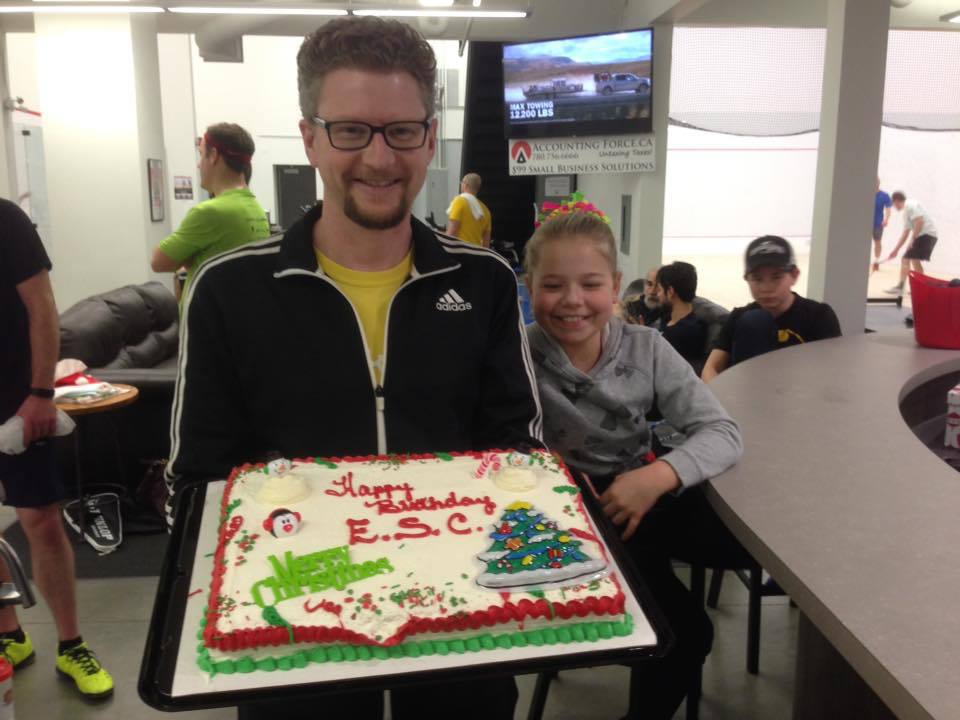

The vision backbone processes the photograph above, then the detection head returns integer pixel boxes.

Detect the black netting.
[669,27,960,136]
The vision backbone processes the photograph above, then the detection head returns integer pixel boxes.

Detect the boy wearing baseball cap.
[702,236,841,381]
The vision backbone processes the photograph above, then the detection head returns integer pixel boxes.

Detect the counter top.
[707,331,960,720]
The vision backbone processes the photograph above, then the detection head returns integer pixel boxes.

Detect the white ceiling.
[0,0,956,40]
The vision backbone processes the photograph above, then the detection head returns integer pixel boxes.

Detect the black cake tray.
[139,479,674,711]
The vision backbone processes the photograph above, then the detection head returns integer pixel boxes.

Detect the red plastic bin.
[908,271,960,350]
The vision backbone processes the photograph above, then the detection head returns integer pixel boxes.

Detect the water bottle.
[0,656,14,720]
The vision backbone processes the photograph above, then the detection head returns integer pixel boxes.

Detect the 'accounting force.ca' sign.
[508,135,655,176]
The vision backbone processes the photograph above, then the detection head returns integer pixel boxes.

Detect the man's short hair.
[205,123,255,183]
[892,191,906,203]
[656,262,698,303]
[622,278,646,298]
[462,173,482,193]
[297,17,437,121]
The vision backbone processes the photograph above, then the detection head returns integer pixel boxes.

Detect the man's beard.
[343,190,409,231]
[644,295,661,310]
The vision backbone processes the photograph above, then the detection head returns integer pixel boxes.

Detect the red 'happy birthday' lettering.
[363,491,496,517]
[326,472,414,503]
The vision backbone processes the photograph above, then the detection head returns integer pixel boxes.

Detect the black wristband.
[29,387,54,399]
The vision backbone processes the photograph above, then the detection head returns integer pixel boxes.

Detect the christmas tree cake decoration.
[475,501,607,589]
[263,508,302,538]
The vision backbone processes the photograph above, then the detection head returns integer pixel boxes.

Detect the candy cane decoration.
[475,452,502,478]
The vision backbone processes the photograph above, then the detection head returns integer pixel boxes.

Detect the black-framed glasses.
[310,116,432,151]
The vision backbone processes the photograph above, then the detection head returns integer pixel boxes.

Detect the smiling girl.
[524,207,743,720]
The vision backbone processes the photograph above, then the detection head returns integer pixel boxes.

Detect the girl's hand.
[599,461,680,541]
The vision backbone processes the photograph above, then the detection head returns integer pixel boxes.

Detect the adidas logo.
[436,288,473,312]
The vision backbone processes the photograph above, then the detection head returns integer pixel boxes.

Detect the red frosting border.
[203,450,626,652]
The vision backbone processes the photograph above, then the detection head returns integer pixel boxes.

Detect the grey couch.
[57,281,179,493]
[59,280,178,389]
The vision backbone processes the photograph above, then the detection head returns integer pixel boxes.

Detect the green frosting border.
[197,612,634,677]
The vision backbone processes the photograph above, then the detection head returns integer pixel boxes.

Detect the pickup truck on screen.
[522,79,584,99]
[594,72,651,95]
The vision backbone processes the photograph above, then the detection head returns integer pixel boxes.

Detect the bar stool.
[0,537,36,610]
[698,559,787,675]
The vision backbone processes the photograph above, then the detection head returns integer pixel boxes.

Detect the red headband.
[203,132,252,165]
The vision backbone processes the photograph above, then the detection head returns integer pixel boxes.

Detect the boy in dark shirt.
[702,236,841,381]
[655,262,706,368]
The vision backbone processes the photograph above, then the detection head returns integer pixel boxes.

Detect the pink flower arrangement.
[535,191,610,228]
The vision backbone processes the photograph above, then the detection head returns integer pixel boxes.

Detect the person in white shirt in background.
[885,191,938,295]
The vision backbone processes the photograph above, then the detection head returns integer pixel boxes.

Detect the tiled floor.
[0,521,798,720]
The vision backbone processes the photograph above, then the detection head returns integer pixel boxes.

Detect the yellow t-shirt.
[448,195,491,247]
[316,250,413,384]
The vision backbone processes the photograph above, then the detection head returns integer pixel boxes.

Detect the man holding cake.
[166,16,541,720]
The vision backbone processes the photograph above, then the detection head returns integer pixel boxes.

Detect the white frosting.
[255,474,310,505]
[211,453,618,651]
[493,467,539,492]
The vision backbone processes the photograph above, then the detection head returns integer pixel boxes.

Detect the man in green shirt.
[151,123,271,298]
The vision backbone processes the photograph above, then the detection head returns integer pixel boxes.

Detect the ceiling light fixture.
[940,10,960,22]
[167,6,347,14]
[0,4,162,11]
[418,0,455,6]
[353,8,528,18]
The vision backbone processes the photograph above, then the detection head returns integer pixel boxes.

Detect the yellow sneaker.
[0,632,34,668]
[56,642,113,699]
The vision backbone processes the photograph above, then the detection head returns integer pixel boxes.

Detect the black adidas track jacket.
[166,203,543,487]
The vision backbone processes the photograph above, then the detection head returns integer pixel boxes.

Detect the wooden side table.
[58,384,139,553]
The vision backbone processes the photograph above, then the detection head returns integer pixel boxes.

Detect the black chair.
[525,550,706,720]
[701,563,787,675]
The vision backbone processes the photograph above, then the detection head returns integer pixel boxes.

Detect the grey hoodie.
[527,317,742,486]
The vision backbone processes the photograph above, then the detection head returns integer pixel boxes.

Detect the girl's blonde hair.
[524,211,619,280]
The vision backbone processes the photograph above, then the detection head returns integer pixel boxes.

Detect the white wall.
[661,124,960,277]
[33,13,168,309]
[577,172,647,273]
[5,32,44,216]
[4,33,39,110]
[663,126,819,257]
[188,35,306,224]
[158,33,199,231]
[131,15,171,286]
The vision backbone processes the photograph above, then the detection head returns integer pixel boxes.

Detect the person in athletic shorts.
[885,191,938,295]
[0,199,113,699]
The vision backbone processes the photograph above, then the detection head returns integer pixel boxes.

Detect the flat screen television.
[502,28,653,139]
